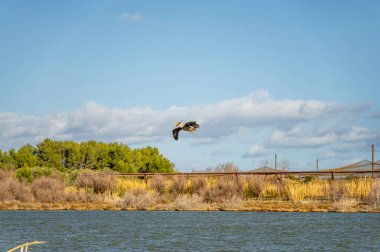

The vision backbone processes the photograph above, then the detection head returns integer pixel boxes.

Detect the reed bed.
[0,169,379,211]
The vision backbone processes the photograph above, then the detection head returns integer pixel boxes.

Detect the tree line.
[0,139,174,173]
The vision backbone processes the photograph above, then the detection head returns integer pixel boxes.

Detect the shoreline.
[1,200,379,213]
[2,170,379,213]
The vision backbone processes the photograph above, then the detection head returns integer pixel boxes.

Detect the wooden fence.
[104,170,380,184]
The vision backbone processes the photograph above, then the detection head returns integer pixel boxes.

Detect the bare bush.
[0,177,32,202]
[0,169,15,181]
[92,174,116,194]
[120,188,158,210]
[65,191,84,203]
[31,176,66,203]
[216,175,243,197]
[219,196,243,211]
[0,179,16,201]
[65,189,102,203]
[365,180,380,209]
[172,194,204,210]
[207,162,240,172]
[188,177,208,195]
[323,180,345,202]
[75,172,94,190]
[149,175,166,194]
[201,175,243,203]
[75,172,116,194]
[169,176,186,195]
[330,197,358,212]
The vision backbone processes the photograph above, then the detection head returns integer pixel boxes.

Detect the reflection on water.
[1,211,379,251]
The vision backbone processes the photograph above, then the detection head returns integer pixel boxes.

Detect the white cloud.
[0,112,65,149]
[0,90,375,151]
[332,142,367,153]
[331,126,380,153]
[243,145,268,157]
[166,90,352,139]
[63,101,169,140]
[341,126,380,142]
[268,127,338,148]
[116,12,144,23]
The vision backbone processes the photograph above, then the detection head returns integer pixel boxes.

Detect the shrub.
[75,171,94,190]
[31,176,66,203]
[16,167,33,182]
[120,188,158,210]
[75,171,116,194]
[149,175,166,194]
[304,176,316,183]
[330,197,358,212]
[169,176,186,195]
[91,174,116,194]
[245,176,264,198]
[0,169,15,181]
[172,194,203,210]
[0,176,32,202]
[31,166,53,179]
[211,162,239,172]
[16,166,53,182]
[188,177,208,195]
[219,196,243,211]
[202,175,243,203]
[365,180,380,209]
[323,181,345,202]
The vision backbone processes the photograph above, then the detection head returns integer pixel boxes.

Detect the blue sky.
[1,1,380,171]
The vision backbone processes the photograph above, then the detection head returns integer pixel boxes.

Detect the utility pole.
[317,158,319,172]
[372,144,374,179]
[275,154,277,171]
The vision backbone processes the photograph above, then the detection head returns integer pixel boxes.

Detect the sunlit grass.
[0,168,379,211]
[259,182,281,199]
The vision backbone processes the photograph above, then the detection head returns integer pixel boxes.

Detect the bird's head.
[175,121,182,127]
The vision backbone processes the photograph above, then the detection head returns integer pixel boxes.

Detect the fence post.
[331,172,334,180]
[235,173,239,185]
[372,144,374,179]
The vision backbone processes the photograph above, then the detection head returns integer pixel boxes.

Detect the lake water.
[1,211,379,251]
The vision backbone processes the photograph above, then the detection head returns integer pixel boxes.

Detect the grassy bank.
[1,170,379,212]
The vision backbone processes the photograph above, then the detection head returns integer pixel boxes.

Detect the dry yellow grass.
[259,182,281,199]
[286,181,306,203]
[0,168,379,212]
[344,179,373,198]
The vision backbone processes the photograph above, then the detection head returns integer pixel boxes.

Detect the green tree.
[61,141,81,169]
[3,139,174,173]
[132,146,173,173]
[14,144,38,168]
[8,149,17,169]
[79,141,99,169]
[94,142,110,170]
[108,142,131,172]
[37,139,64,168]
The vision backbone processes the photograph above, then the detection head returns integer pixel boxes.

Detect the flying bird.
[172,121,199,140]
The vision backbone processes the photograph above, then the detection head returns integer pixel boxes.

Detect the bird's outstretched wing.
[172,127,181,140]
[185,121,199,128]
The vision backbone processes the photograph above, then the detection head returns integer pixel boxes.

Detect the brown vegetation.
[31,176,66,203]
[75,171,116,194]
[0,169,379,212]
